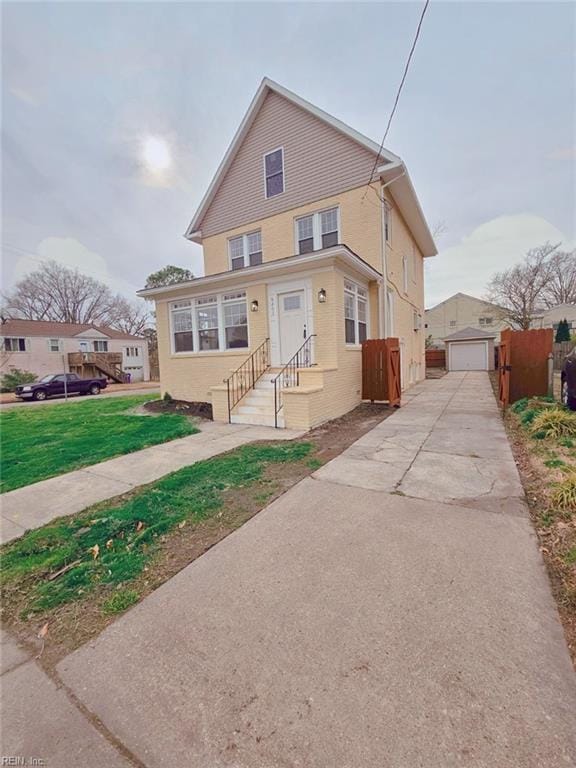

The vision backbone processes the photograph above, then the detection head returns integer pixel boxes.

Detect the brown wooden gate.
[498,328,553,406]
[498,337,510,407]
[362,338,401,406]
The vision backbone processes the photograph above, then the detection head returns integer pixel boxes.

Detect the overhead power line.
[363,0,431,198]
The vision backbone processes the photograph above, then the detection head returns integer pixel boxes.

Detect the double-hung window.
[296,207,339,254]
[264,148,284,198]
[172,300,194,352]
[171,292,249,353]
[384,202,391,243]
[2,337,26,352]
[402,255,409,293]
[93,340,108,352]
[223,292,248,349]
[48,338,61,353]
[344,281,368,345]
[229,231,262,270]
[196,296,219,351]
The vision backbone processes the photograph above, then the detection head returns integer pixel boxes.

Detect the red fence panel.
[362,338,401,405]
[499,328,553,404]
[425,349,446,368]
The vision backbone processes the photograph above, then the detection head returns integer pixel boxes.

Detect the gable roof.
[443,326,497,342]
[185,77,436,258]
[0,319,144,341]
[426,292,507,313]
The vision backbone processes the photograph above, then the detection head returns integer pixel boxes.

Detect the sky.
[2,1,575,309]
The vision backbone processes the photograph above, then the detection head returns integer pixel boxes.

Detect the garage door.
[449,342,488,371]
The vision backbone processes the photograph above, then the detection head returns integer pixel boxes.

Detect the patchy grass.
[0,442,313,614]
[504,395,576,665]
[0,401,395,670]
[0,395,197,492]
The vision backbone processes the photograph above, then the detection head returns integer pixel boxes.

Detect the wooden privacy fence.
[553,341,574,371]
[362,338,401,406]
[498,328,553,406]
[425,349,446,368]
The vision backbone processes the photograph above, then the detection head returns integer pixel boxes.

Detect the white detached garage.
[443,327,496,371]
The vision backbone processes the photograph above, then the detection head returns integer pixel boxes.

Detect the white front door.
[278,290,306,363]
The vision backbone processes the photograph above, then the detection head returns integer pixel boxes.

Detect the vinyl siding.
[200,91,379,238]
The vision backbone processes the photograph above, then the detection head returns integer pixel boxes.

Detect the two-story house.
[425,293,509,347]
[0,319,150,382]
[139,78,436,429]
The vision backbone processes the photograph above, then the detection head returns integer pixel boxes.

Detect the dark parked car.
[15,373,108,401]
[561,348,576,410]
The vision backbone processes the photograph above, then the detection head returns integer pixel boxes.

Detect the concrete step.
[231,412,284,428]
[237,404,276,416]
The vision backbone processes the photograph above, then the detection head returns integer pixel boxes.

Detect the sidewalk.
[0,421,304,545]
[3,373,575,767]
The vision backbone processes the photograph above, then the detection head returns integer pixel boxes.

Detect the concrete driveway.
[4,372,576,766]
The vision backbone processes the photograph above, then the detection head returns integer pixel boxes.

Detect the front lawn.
[1,395,198,493]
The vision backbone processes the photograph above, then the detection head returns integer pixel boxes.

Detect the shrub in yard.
[163,391,173,402]
[520,408,539,427]
[0,368,37,393]
[511,398,529,414]
[551,474,576,513]
[530,409,576,439]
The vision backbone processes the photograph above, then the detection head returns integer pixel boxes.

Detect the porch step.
[231,412,284,428]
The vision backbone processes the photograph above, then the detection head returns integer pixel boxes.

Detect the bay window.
[223,292,248,349]
[170,292,249,353]
[196,297,219,351]
[344,281,368,345]
[172,300,194,352]
[229,231,262,270]
[296,207,339,254]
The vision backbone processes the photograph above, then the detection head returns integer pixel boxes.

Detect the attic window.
[264,148,284,198]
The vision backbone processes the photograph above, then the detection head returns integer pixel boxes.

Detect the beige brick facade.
[146,80,433,430]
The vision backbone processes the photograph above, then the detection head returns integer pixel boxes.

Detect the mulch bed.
[2,401,394,671]
[144,399,213,420]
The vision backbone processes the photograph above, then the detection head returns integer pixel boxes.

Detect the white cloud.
[12,237,141,299]
[546,146,576,161]
[425,214,574,308]
[10,86,39,106]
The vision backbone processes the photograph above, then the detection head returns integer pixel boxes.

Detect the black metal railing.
[273,335,317,428]
[225,338,270,422]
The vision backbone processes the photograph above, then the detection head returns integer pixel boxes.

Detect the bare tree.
[2,260,150,334]
[541,249,576,307]
[486,243,560,329]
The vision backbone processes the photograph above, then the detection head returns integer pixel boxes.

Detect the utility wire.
[363,0,431,199]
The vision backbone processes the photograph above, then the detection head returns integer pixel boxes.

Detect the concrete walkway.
[3,373,576,767]
[0,421,304,545]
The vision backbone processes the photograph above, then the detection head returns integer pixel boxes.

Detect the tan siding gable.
[200,91,378,238]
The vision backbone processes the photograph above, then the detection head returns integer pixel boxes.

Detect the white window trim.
[402,255,409,294]
[169,291,250,356]
[294,206,340,254]
[263,146,285,199]
[48,338,62,353]
[386,287,395,337]
[344,278,369,347]
[228,230,262,270]
[384,202,392,244]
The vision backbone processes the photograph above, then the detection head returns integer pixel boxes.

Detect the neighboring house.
[139,78,436,429]
[0,319,150,382]
[532,303,576,334]
[425,293,509,347]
